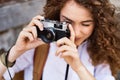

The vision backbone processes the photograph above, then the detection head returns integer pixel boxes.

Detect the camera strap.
[65,64,69,80]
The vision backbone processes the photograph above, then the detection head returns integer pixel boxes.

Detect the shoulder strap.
[33,44,49,80]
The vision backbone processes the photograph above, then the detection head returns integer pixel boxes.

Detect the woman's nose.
[72,24,81,36]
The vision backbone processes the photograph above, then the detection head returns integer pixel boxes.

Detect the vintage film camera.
[36,19,70,43]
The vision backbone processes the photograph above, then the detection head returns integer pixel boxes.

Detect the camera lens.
[41,28,55,43]
[45,30,54,40]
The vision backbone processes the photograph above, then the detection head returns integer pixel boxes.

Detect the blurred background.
[0,0,46,51]
[0,0,120,51]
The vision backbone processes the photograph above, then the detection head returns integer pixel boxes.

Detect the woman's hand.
[56,24,96,80]
[9,15,46,62]
[14,15,45,52]
[56,24,83,72]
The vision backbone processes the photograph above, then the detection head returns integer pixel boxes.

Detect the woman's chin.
[75,38,85,47]
[75,40,82,47]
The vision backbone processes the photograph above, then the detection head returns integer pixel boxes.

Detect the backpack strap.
[33,44,50,80]
[13,71,24,80]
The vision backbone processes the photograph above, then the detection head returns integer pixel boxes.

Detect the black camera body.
[36,19,70,43]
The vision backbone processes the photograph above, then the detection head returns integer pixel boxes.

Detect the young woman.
[0,0,120,80]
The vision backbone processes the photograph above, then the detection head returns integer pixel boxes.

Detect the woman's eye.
[81,21,94,27]
[82,24,90,26]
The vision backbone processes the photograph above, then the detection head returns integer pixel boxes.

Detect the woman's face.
[60,1,94,46]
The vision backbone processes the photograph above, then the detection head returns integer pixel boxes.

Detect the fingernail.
[41,16,44,20]
[41,27,43,31]
[69,24,72,27]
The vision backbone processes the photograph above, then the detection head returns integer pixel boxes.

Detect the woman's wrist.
[0,47,16,67]
[75,65,86,74]
[8,45,25,63]
[75,65,96,80]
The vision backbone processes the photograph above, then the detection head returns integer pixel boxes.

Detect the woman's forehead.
[60,0,93,21]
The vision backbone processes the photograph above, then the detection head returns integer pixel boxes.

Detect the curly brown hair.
[43,0,120,78]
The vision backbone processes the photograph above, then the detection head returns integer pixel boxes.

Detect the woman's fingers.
[68,24,75,43]
[28,15,44,26]
[33,15,44,20]
[20,30,34,42]
[21,15,45,41]
[31,19,44,31]
[23,26,37,39]
[56,37,76,48]
[56,45,77,56]
[60,51,75,58]
[16,29,45,50]
[28,15,44,31]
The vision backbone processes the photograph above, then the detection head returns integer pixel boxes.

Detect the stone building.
[0,0,45,50]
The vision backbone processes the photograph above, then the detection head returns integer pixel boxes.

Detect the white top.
[3,42,115,80]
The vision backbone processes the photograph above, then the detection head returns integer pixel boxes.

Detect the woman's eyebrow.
[62,15,94,23]
[82,20,94,23]
[62,15,73,22]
